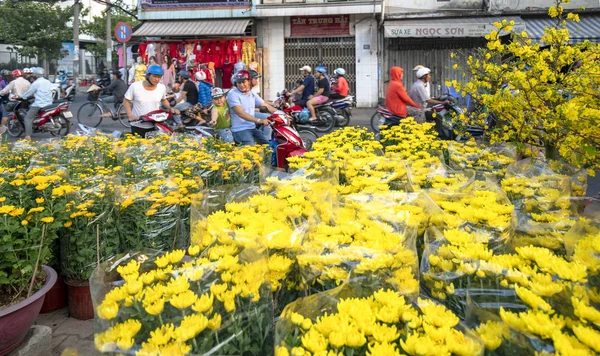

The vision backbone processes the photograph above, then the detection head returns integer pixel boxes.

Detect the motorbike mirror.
[276,92,280,97]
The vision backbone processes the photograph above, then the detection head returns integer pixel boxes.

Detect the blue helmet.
[178,70,190,80]
[146,64,164,76]
[315,65,327,74]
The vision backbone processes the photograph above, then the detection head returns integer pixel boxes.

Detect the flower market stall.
[2,2,600,354]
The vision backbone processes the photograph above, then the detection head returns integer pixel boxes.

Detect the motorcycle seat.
[41,100,68,112]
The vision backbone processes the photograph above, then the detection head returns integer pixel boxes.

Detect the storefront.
[283,15,356,94]
[257,14,378,107]
[131,19,259,90]
[383,17,524,98]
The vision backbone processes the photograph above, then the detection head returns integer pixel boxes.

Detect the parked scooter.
[6,98,72,137]
[274,89,336,133]
[130,109,214,139]
[267,111,316,170]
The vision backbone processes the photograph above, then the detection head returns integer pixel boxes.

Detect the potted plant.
[61,181,119,320]
[0,164,65,354]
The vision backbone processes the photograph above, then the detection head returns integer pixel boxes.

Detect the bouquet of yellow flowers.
[275,284,484,356]
[501,159,580,254]
[297,193,420,296]
[448,140,517,181]
[92,247,274,355]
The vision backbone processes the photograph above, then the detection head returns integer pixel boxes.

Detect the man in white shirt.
[409,67,449,123]
[124,64,179,123]
[16,67,53,140]
[0,69,31,135]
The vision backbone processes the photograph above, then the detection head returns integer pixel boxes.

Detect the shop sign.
[384,22,525,38]
[140,0,249,8]
[290,15,350,37]
[58,42,75,76]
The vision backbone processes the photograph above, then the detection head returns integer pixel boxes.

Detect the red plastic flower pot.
[40,276,67,314]
[65,280,94,320]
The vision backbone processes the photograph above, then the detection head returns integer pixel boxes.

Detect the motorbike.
[6,98,72,137]
[130,109,214,139]
[181,103,213,126]
[267,111,316,170]
[274,89,336,133]
[330,95,354,127]
[370,105,405,134]
[52,77,76,102]
[430,94,484,141]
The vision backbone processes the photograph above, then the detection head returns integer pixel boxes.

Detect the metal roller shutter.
[284,37,356,94]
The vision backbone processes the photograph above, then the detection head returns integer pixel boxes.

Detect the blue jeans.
[232,128,269,146]
[173,102,193,125]
[255,112,272,139]
[216,128,234,144]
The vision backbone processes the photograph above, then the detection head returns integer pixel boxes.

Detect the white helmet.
[23,68,32,74]
[334,68,346,76]
[416,67,431,79]
[195,71,206,81]
[31,67,45,77]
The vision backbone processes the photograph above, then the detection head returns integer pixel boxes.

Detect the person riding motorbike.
[384,66,422,127]
[15,67,53,140]
[408,67,449,123]
[124,64,179,126]
[249,69,261,95]
[172,70,197,129]
[307,65,330,122]
[196,71,213,108]
[329,68,349,101]
[23,68,33,83]
[226,70,276,146]
[291,66,314,108]
[0,69,32,135]
[100,68,112,88]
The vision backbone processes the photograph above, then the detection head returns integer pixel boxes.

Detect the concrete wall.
[261,17,286,102]
[354,15,379,107]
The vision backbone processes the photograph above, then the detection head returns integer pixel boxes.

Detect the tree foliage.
[81,5,139,61]
[0,0,75,61]
[450,0,600,172]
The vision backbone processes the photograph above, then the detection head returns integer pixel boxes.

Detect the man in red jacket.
[385,66,421,127]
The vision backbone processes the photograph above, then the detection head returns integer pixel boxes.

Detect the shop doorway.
[284,37,356,94]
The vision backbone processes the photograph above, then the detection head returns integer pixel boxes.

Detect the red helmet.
[232,70,250,84]
[12,69,22,77]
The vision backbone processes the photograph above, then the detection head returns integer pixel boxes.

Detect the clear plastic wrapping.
[91,247,274,355]
[426,179,516,249]
[502,158,581,254]
[448,140,518,181]
[297,193,420,296]
[275,283,484,356]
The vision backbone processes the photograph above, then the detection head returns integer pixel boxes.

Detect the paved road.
[5,90,598,198]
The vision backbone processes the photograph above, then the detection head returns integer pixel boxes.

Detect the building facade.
[132,0,599,107]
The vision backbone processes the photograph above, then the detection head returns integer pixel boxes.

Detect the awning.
[133,19,251,37]
[384,16,524,38]
[523,15,600,43]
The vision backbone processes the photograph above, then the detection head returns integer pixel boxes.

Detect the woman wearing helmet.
[306,65,330,121]
[330,68,349,100]
[0,69,31,135]
[226,70,276,146]
[209,87,234,144]
[123,64,179,125]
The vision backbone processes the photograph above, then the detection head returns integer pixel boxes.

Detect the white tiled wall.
[262,17,286,102]
[354,16,379,107]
